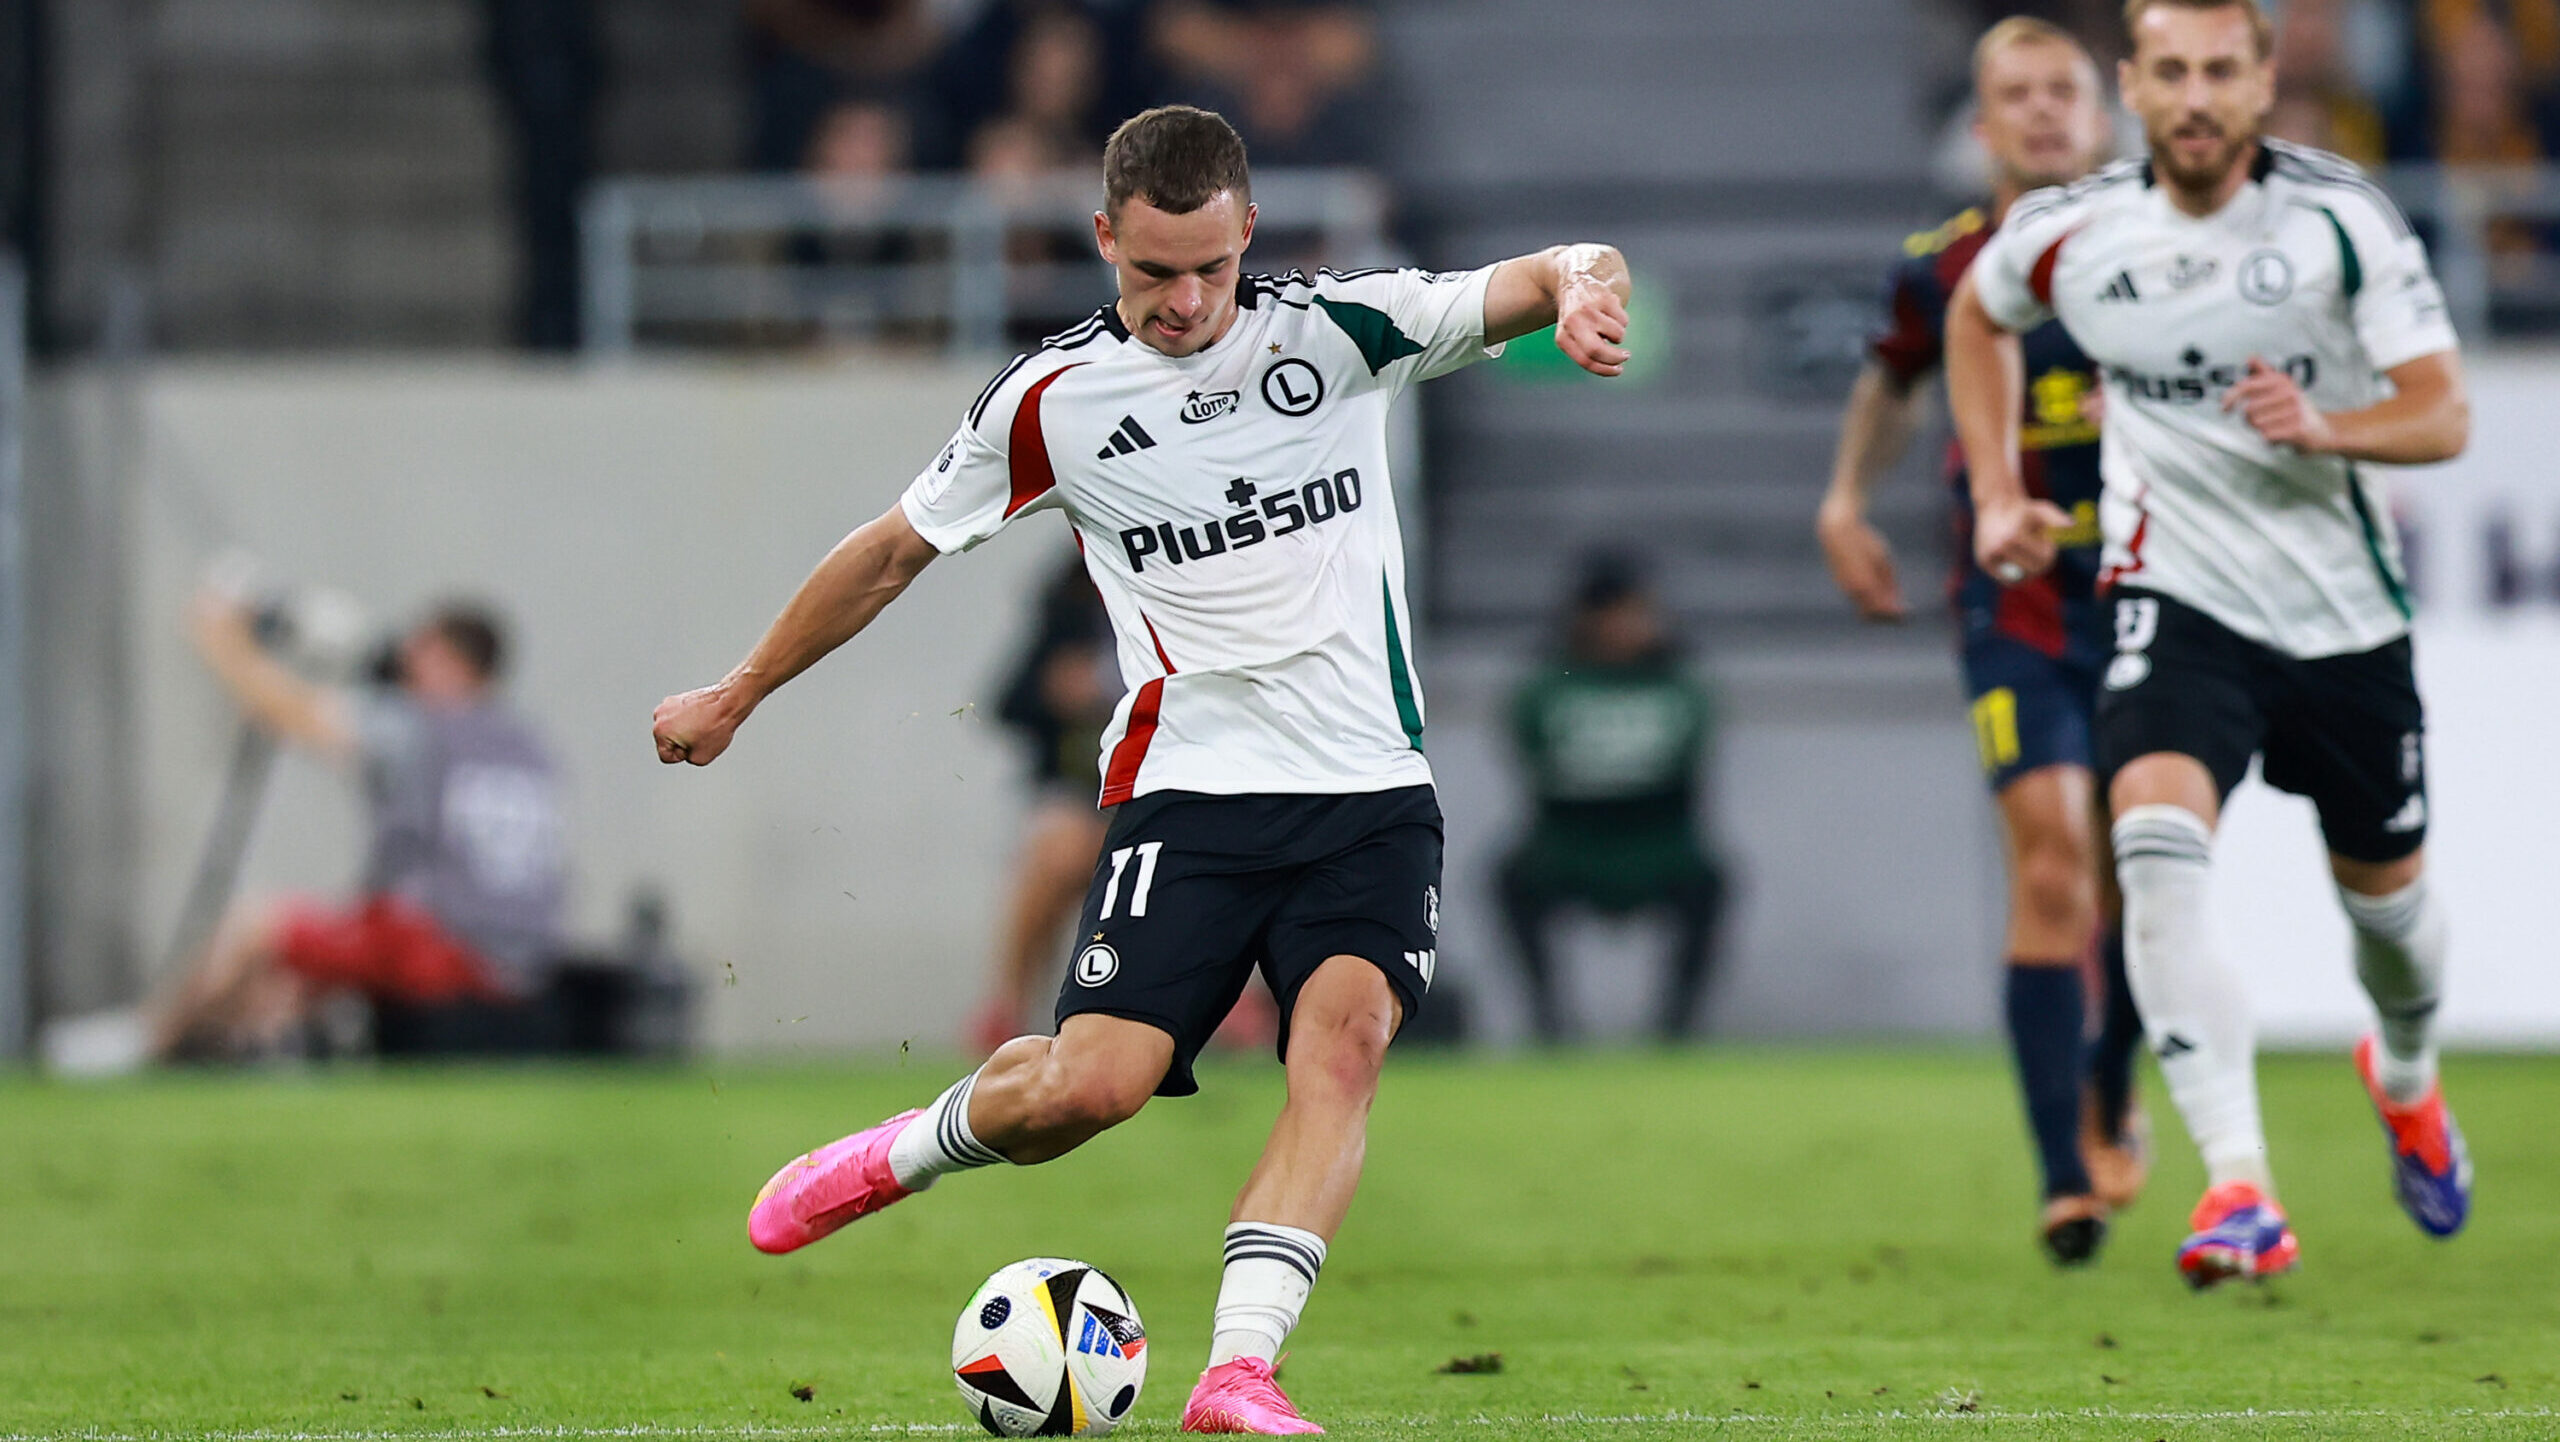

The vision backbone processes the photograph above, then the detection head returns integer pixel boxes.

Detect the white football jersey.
[903,264,1503,803]
[1973,140,2459,658]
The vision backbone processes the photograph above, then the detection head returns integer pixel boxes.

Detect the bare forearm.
[1822,364,1924,518]
[727,509,936,709]
[1945,284,2028,512]
[1488,244,1629,345]
[2323,390,2470,465]
[194,616,349,754]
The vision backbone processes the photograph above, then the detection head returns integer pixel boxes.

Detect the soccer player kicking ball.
[1816,17,2149,1266]
[652,106,1631,1431]
[1946,0,2473,1289]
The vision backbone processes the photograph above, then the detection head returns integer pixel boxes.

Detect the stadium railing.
[2380,163,2560,338]
[580,169,1394,356]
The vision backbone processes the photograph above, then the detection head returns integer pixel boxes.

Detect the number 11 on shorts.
[1098,841,1165,920]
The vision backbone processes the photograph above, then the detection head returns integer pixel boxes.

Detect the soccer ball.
[952,1258,1147,1436]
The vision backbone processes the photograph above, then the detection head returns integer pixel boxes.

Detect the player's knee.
[1036,1071,1149,1137]
[2013,842,2097,935]
[998,1041,1150,1142]
[1286,967,1397,1094]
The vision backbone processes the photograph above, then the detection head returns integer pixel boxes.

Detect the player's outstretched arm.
[1483,244,1632,376]
[2222,351,2470,464]
[652,503,940,766]
[1816,362,1929,621]
[1946,272,2070,581]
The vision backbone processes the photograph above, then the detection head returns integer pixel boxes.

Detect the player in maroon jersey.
[1815,16,2148,1265]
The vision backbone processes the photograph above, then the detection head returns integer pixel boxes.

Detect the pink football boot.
[746,1109,921,1255]
[1181,1358,1324,1435]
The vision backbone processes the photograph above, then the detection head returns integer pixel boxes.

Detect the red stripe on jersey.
[1100,612,1177,808]
[1005,365,1083,518]
[1099,679,1163,807]
[2027,229,2076,310]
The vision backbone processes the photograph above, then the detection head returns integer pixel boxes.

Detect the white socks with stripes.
[1207,1222,1327,1367]
[887,1070,1008,1191]
[2342,876,2449,1105]
[2113,804,2272,1192]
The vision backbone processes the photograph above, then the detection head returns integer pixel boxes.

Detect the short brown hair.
[426,601,507,682]
[2123,0,2273,60]
[1102,106,1250,216]
[1972,15,2092,90]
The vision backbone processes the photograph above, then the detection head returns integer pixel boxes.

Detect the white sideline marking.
[6,1411,2556,1440]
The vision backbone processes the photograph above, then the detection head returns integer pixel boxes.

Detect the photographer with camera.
[148,590,567,1063]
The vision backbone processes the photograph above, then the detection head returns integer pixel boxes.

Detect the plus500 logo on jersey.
[1120,468,1364,573]
[2108,352,2317,403]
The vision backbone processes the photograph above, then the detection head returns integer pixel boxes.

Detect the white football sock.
[2340,876,2448,1105]
[886,1069,1007,1190]
[2114,805,2272,1193]
[1207,1222,1326,1367]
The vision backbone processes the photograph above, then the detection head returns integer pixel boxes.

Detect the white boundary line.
[7,1410,2557,1440]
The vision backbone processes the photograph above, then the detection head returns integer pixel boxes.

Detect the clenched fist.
[653,680,752,766]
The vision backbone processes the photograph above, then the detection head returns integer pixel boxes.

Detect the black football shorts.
[2094,588,2429,863]
[1054,784,1443,1097]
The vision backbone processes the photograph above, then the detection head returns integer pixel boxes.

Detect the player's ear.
[1239,202,1256,252]
[1093,210,1117,265]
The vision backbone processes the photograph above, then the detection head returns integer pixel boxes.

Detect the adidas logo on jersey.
[2097,271,2140,303]
[2156,1033,2197,1059]
[1096,416,1158,460]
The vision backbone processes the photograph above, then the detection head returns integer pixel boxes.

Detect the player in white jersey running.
[1945,0,2474,1290]
[652,107,1631,1431]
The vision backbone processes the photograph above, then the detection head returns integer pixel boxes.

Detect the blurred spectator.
[151,596,567,1064]
[2424,2,2560,282]
[2423,0,2560,152]
[969,556,1119,1053]
[808,97,916,180]
[934,1,1160,170]
[482,0,598,351]
[747,0,946,172]
[2267,0,2392,164]
[2429,5,2554,161]
[970,113,1077,183]
[801,99,930,342]
[1003,6,1109,160]
[1497,555,1728,1044]
[966,6,1116,338]
[1150,0,1379,166]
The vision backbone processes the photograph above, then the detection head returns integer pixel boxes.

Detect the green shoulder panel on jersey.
[1313,295,1427,375]
[1382,575,1424,750]
[1902,207,1985,258]
[2319,206,2364,299]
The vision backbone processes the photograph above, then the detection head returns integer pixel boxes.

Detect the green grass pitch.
[4,1047,2555,1440]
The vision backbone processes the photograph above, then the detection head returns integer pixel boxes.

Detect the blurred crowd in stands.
[1923,0,2560,324]
[1936,0,2559,171]
[480,0,1382,348]
[747,0,1381,186]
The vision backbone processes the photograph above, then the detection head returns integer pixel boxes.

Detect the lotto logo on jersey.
[1119,468,1365,573]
